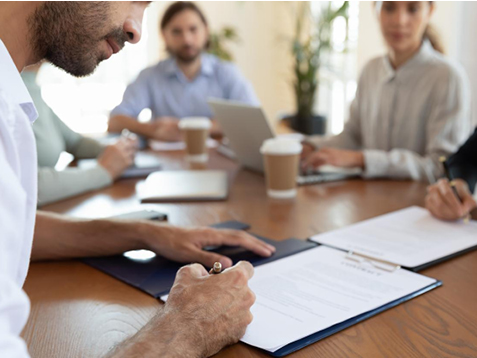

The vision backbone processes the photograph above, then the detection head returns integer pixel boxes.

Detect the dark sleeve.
[447,127,477,192]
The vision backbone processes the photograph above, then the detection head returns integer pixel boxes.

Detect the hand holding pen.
[424,157,477,222]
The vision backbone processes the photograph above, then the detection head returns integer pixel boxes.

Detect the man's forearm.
[105,310,200,358]
[31,211,172,261]
[108,114,153,137]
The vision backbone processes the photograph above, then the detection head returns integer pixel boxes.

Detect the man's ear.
[428,2,435,18]
[204,25,210,49]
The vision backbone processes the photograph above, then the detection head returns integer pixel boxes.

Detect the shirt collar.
[0,40,38,123]
[164,53,214,80]
[381,39,435,83]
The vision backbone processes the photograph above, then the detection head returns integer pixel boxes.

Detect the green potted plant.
[288,1,349,135]
[208,26,240,62]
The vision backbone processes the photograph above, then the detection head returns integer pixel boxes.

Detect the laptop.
[208,98,361,184]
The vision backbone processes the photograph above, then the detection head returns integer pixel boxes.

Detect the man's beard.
[168,45,203,64]
[28,1,128,77]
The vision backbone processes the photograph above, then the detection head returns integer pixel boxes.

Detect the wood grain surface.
[22,149,477,358]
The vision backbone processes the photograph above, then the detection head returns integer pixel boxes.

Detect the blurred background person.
[425,128,477,220]
[301,1,473,183]
[23,64,137,206]
[108,1,258,142]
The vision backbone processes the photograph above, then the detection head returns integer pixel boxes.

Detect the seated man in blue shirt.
[108,1,258,141]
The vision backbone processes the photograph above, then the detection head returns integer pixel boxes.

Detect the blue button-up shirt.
[111,53,259,120]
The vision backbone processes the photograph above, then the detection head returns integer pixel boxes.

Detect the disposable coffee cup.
[260,138,302,199]
[179,117,212,163]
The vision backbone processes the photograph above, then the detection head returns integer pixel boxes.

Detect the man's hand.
[141,224,276,269]
[97,138,138,180]
[149,117,182,142]
[107,261,256,358]
[425,178,477,221]
[163,261,255,356]
[302,147,364,170]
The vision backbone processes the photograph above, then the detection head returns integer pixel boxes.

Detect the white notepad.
[78,152,162,179]
[138,170,228,202]
[310,206,477,269]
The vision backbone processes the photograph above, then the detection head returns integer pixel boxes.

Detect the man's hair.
[160,1,208,30]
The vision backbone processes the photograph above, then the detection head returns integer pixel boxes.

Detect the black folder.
[82,220,316,298]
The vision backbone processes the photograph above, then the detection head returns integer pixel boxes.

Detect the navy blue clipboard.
[82,220,317,298]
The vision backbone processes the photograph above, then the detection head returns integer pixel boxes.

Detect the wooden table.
[22,150,477,358]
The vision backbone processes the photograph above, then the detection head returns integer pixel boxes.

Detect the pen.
[209,262,222,275]
[439,156,471,223]
[121,128,137,140]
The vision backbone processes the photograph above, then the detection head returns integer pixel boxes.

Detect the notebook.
[138,170,228,203]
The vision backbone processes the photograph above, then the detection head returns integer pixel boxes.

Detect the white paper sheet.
[240,246,436,352]
[310,206,477,268]
[161,246,436,353]
[149,138,217,151]
[78,152,162,178]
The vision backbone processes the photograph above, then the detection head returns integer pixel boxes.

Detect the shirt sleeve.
[362,64,473,182]
[110,69,153,119]
[0,141,31,358]
[221,64,260,106]
[51,114,104,159]
[0,279,31,358]
[447,127,477,193]
[37,165,112,206]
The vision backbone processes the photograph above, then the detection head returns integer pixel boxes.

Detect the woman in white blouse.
[302,1,473,183]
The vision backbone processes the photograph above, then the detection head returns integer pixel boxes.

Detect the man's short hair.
[160,1,208,30]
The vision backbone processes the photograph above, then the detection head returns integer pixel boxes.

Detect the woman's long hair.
[423,23,445,54]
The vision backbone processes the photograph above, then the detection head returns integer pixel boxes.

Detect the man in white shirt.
[0,2,275,357]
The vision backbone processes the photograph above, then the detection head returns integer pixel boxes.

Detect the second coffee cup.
[179,117,211,163]
[260,138,302,199]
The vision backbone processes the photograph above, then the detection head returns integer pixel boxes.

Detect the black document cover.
[82,221,317,298]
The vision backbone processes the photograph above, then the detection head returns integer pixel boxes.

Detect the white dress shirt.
[0,40,38,357]
[307,40,473,183]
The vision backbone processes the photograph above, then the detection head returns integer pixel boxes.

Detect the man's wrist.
[107,309,202,358]
[131,121,155,138]
[150,309,203,358]
[134,220,180,252]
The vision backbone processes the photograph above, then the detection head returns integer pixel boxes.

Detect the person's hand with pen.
[106,225,275,358]
[425,178,477,221]
[156,261,255,358]
[97,129,139,180]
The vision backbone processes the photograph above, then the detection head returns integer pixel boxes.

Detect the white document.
[78,152,162,179]
[160,246,436,353]
[240,246,436,352]
[149,138,217,151]
[310,206,477,269]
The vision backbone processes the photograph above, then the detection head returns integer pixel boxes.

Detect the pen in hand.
[121,128,137,140]
[209,262,223,275]
[439,156,471,223]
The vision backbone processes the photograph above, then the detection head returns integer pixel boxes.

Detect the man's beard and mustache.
[168,44,203,64]
[28,1,129,77]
